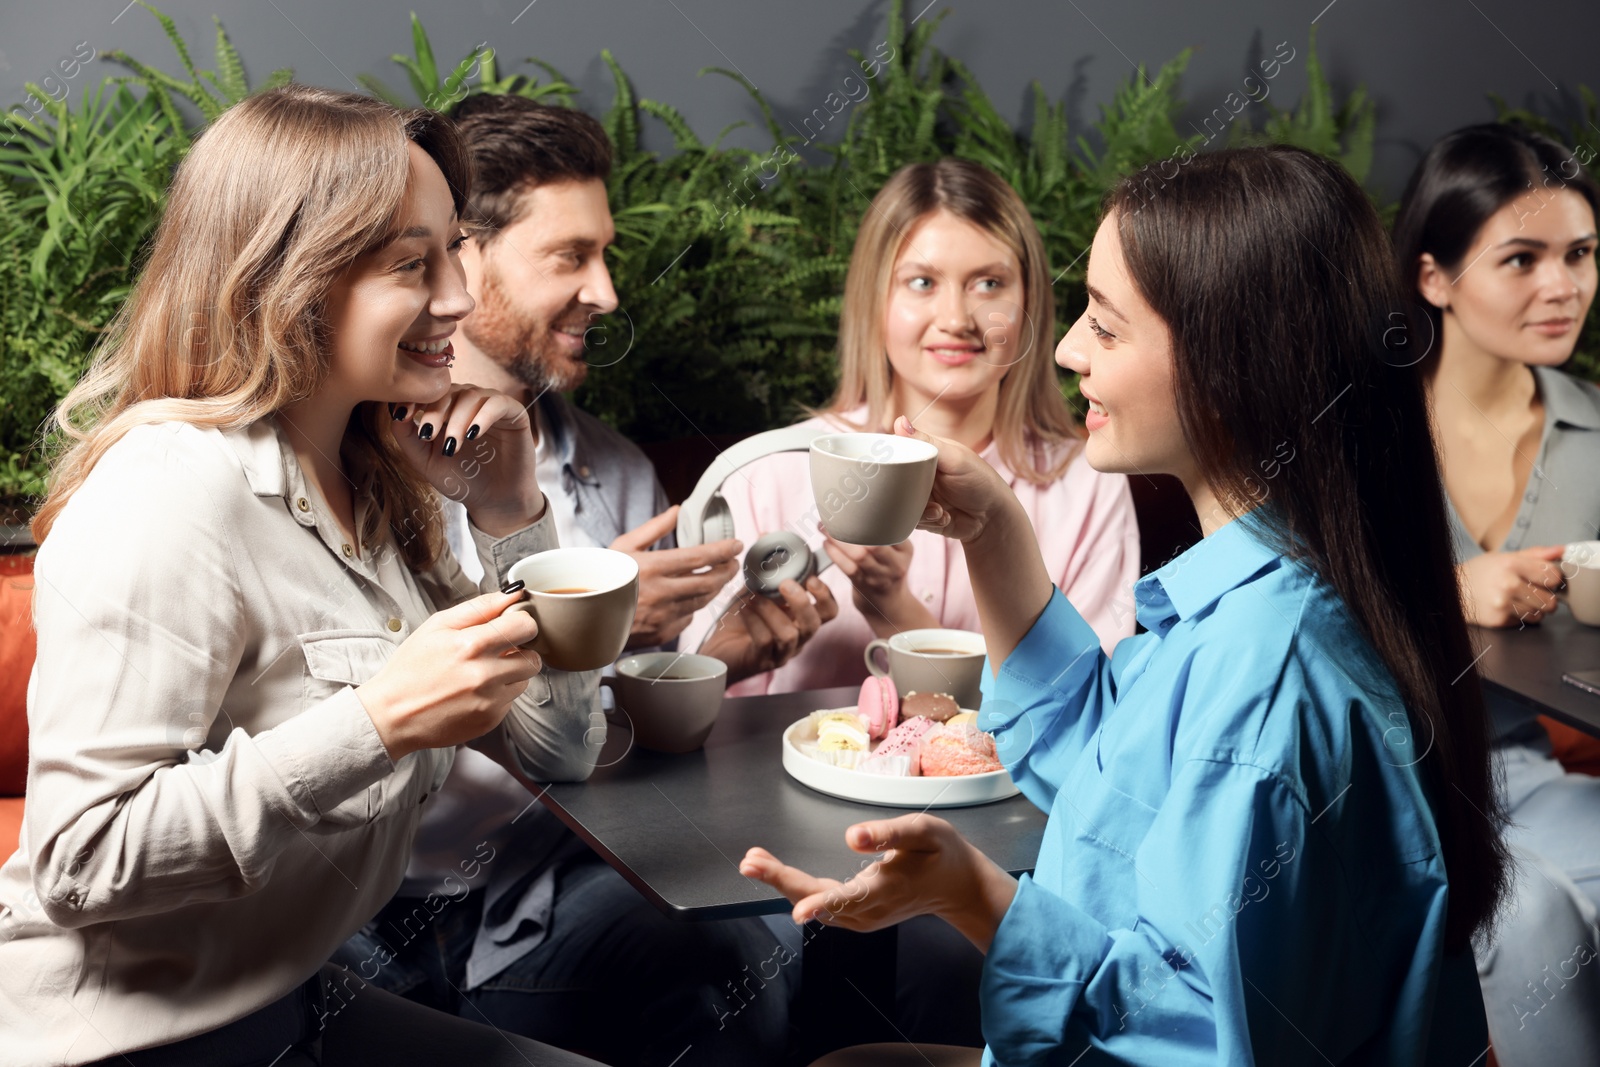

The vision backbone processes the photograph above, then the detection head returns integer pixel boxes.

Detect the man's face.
[462,178,618,393]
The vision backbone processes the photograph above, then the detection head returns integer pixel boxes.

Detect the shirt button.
[922,590,935,603]
[579,465,591,478]
[387,617,402,632]
[342,543,354,559]
[296,497,310,512]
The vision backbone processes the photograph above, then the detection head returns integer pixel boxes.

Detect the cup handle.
[864,640,892,678]
[598,675,623,718]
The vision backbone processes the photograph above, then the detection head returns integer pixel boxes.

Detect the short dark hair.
[447,94,612,242]
[1106,145,1509,952]
[1393,123,1600,372]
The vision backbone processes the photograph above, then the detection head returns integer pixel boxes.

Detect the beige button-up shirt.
[0,418,600,1066]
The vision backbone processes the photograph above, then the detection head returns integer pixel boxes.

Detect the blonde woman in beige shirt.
[0,87,602,1066]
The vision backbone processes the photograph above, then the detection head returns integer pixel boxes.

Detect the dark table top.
[1476,606,1600,738]
[538,685,1049,921]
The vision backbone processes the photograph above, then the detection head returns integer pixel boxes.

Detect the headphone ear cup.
[700,494,736,544]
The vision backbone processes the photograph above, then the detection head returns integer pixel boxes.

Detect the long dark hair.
[1106,145,1508,951]
[1393,122,1600,374]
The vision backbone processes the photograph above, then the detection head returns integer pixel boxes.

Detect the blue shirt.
[976,518,1486,1065]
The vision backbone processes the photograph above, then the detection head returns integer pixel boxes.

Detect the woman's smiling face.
[883,208,1024,414]
[320,142,476,409]
[1056,212,1193,485]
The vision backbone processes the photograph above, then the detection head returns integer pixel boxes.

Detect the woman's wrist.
[941,841,1019,954]
[860,583,937,636]
[468,492,548,539]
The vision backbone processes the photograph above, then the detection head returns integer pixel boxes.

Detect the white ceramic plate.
[781,715,1020,809]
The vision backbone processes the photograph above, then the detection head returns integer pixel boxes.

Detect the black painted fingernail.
[392,405,407,421]
[419,423,434,440]
[502,579,526,594]
[465,425,480,441]
[442,436,457,457]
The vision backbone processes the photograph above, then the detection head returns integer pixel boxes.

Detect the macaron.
[856,675,899,740]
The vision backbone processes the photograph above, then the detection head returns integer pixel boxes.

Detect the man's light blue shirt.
[975,518,1486,1065]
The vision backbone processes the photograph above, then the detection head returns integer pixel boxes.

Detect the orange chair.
[0,553,34,864]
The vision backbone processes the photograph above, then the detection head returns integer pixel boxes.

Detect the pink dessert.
[856,675,899,741]
[860,715,937,776]
[920,723,1003,777]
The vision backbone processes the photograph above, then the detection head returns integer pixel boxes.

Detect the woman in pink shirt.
[687,159,1139,697]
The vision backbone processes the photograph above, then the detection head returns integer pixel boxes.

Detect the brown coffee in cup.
[864,627,986,709]
[506,548,641,672]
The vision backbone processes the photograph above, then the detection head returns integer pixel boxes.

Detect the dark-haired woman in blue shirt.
[744,145,1508,1066]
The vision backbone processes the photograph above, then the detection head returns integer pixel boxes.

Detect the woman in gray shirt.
[1395,122,1600,1067]
[0,87,600,1066]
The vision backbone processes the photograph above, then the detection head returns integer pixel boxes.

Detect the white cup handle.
[864,640,892,678]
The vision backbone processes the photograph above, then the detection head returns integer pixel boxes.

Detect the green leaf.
[410,12,439,99]
[213,16,247,102]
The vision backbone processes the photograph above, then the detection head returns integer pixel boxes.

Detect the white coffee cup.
[864,627,987,709]
[1563,541,1600,627]
[810,432,938,546]
[601,652,729,753]
[506,547,640,671]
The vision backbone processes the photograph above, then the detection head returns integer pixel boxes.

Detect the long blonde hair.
[821,158,1080,484]
[32,85,469,570]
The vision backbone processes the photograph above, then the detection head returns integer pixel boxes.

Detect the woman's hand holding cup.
[357,586,543,761]
[893,416,1055,667]
[892,417,1013,543]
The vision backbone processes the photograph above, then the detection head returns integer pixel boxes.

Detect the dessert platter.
[781,677,1020,808]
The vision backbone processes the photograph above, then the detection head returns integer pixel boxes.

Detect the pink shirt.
[682,411,1141,696]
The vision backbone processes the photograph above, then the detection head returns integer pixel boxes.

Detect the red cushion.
[0,556,35,797]
[0,796,22,866]
[1540,715,1600,778]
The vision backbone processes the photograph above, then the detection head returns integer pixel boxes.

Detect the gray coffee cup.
[810,432,938,546]
[863,627,986,709]
[1564,541,1600,627]
[506,547,641,672]
[601,652,729,753]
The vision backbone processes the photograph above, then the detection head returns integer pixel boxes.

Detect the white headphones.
[675,424,835,597]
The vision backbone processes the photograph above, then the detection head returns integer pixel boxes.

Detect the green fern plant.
[4,0,1594,509]
[1230,27,1376,183]
[358,13,576,110]
[0,3,287,503]
[102,2,290,131]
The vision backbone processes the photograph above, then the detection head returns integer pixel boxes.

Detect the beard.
[463,266,593,394]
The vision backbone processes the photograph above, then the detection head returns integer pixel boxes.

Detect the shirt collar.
[224,418,293,497]
[1133,516,1283,635]
[535,391,598,485]
[1536,365,1600,431]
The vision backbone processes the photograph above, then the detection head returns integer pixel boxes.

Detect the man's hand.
[1458,546,1566,627]
[699,578,839,683]
[611,506,741,649]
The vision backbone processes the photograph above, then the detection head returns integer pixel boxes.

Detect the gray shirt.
[1446,366,1600,738]
[1447,366,1600,561]
[0,418,600,1065]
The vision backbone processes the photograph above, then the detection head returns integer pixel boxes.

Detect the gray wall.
[1,0,1596,199]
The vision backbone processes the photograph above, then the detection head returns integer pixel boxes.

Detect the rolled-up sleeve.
[444,505,604,784]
